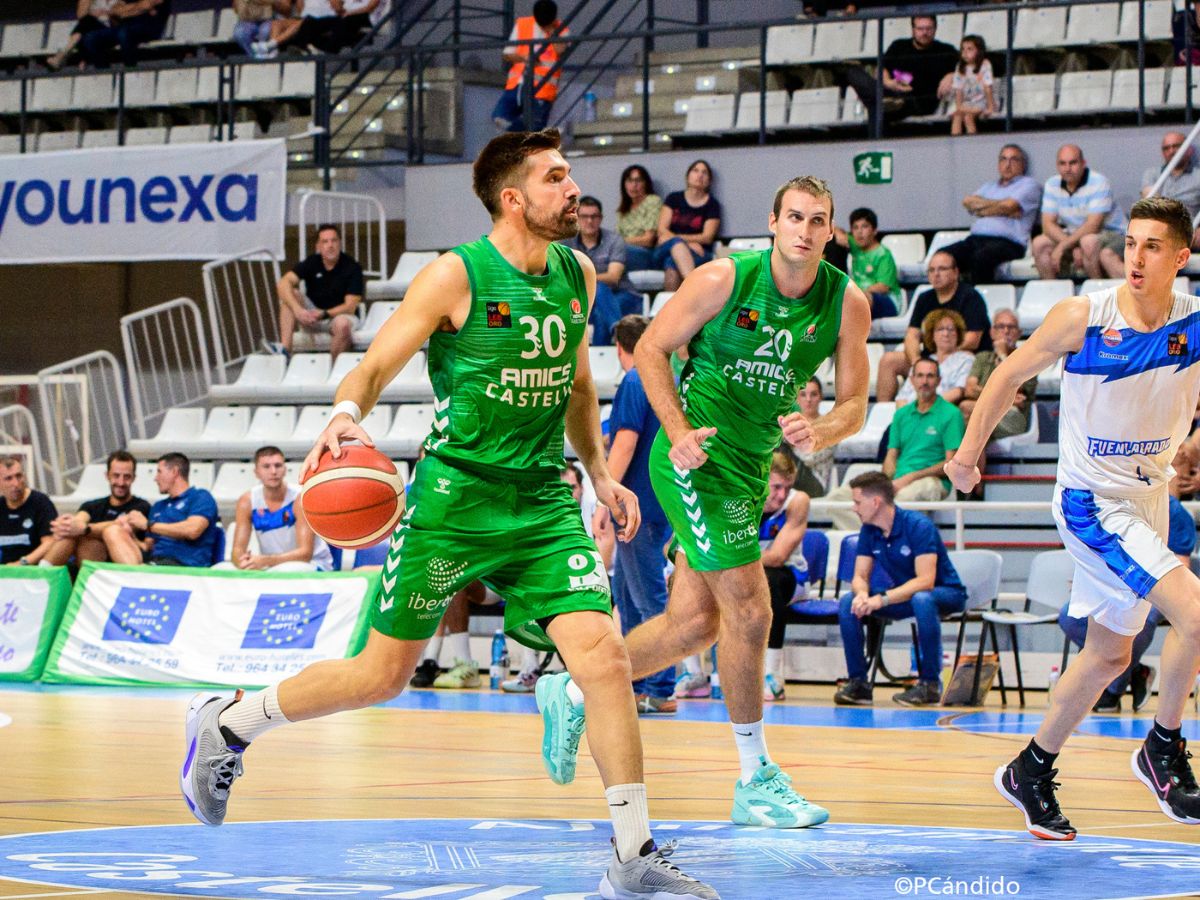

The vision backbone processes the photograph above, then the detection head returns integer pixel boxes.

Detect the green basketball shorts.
[373,454,612,652]
[648,430,769,573]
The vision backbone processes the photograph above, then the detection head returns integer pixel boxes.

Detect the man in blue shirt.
[606,314,674,715]
[834,470,967,707]
[560,196,644,345]
[106,453,220,567]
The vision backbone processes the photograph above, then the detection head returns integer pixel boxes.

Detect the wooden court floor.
[2,684,1199,900]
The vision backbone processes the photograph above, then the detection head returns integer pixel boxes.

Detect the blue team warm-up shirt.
[149,487,220,567]
[857,507,963,590]
[609,367,666,526]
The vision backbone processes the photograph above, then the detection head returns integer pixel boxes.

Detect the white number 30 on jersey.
[519,314,568,359]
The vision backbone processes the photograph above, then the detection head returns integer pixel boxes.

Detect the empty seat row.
[682,87,868,133]
[0,62,315,115]
[1011,67,1194,118]
[0,10,243,59]
[0,121,259,155]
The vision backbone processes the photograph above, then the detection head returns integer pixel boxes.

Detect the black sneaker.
[834,678,873,705]
[893,680,941,707]
[1132,736,1200,824]
[409,658,440,688]
[1131,664,1156,713]
[1092,691,1121,713]
[993,755,1077,841]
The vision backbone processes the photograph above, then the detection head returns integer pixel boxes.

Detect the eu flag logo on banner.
[102,587,191,644]
[241,593,332,649]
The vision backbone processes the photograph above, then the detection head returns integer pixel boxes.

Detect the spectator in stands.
[559,196,643,345]
[248,0,304,57]
[834,470,967,706]
[48,0,118,69]
[876,251,990,402]
[492,1,569,133]
[1058,491,1193,713]
[1032,143,1127,280]
[289,0,344,53]
[79,0,172,68]
[235,0,280,58]
[845,15,957,128]
[273,223,363,362]
[654,159,722,291]
[793,375,835,497]
[943,144,1042,286]
[604,314,674,716]
[760,451,811,703]
[950,35,995,136]
[225,446,333,571]
[337,0,387,48]
[1142,131,1200,248]
[105,453,220,567]
[616,165,662,272]
[833,207,900,319]
[0,456,57,567]
[40,450,151,567]
[895,309,974,408]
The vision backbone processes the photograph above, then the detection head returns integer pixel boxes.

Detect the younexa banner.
[42,562,377,687]
[0,567,72,682]
[0,139,286,263]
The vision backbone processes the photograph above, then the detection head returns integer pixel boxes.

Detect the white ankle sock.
[425,632,444,665]
[765,648,782,679]
[606,783,651,861]
[682,654,704,676]
[218,684,290,744]
[444,631,470,664]
[565,677,585,707]
[732,719,769,784]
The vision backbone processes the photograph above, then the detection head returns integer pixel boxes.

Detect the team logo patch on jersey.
[735,308,759,331]
[569,297,585,324]
[1168,332,1188,356]
[486,301,512,328]
[799,323,818,343]
[1102,328,1123,347]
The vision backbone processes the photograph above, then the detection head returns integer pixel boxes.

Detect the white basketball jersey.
[1058,287,1200,498]
[251,484,335,570]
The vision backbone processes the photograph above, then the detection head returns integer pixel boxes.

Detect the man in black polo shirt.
[41,450,152,567]
[846,14,958,128]
[0,456,57,566]
[274,223,365,361]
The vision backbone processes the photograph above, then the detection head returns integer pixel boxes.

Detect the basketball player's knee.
[573,631,632,687]
[353,657,411,704]
[727,597,771,642]
[677,604,720,647]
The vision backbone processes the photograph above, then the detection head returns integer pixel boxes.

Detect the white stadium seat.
[215,7,239,41]
[30,77,74,112]
[962,10,1007,53]
[765,24,814,65]
[1065,3,1121,45]
[1017,280,1074,332]
[72,74,114,109]
[246,406,297,444]
[281,62,316,96]
[283,353,332,388]
[809,20,865,63]
[168,124,213,144]
[353,301,400,344]
[1011,74,1057,117]
[36,131,80,152]
[628,270,665,292]
[82,130,120,149]
[1,23,46,57]
[124,71,158,106]
[45,20,75,54]
[882,233,926,278]
[211,462,256,510]
[1056,70,1112,113]
[366,250,440,300]
[838,402,896,460]
[787,87,841,128]
[976,284,1018,320]
[171,10,217,44]
[1013,5,1068,48]
[382,404,435,456]
[649,291,674,317]
[590,346,622,398]
[1111,68,1166,109]
[238,64,281,100]
[1118,0,1173,41]
[52,463,144,510]
[734,91,788,130]
[126,126,171,145]
[155,68,199,105]
[211,354,287,402]
[1166,66,1200,108]
[683,93,735,132]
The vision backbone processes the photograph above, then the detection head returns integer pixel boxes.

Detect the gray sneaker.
[180,692,246,826]
[599,838,721,899]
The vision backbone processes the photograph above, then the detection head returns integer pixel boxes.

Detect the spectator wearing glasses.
[615,165,663,272]
[559,196,643,345]
[895,309,974,409]
[845,15,957,127]
[876,251,990,403]
[1142,131,1200,248]
[943,145,1042,286]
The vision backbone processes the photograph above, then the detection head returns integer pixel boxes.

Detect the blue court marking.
[2,819,1199,900]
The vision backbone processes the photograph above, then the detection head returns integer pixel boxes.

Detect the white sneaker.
[599,838,720,899]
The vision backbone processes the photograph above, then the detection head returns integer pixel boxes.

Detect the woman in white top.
[48,0,118,68]
[896,308,975,407]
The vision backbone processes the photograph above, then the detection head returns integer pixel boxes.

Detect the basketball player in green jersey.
[543,176,871,829]
[179,129,719,900]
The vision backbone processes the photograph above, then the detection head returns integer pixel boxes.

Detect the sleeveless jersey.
[250,484,334,570]
[680,251,846,488]
[425,236,589,480]
[1059,287,1200,498]
[758,489,808,573]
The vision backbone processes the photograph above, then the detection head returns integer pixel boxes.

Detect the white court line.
[1,891,110,899]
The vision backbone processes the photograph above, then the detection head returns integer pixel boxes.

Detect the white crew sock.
[218,684,290,745]
[444,631,471,664]
[682,654,704,676]
[765,648,783,679]
[424,632,444,665]
[606,783,651,861]
[732,719,770,785]
[565,677,585,707]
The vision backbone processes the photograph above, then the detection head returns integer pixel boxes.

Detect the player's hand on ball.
[945,456,980,494]
[669,426,717,471]
[778,412,816,453]
[305,412,375,472]
[595,476,641,543]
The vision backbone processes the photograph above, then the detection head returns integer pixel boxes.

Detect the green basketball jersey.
[680,250,846,474]
[423,236,589,479]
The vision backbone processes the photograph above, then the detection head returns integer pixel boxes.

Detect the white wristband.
[331,400,362,424]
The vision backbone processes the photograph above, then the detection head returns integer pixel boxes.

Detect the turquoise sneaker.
[535,672,586,785]
[731,757,829,828]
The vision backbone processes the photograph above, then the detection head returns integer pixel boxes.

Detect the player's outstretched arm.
[304,253,470,470]
[564,249,641,543]
[633,258,734,469]
[946,295,1090,493]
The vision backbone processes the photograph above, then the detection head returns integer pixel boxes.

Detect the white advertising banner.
[0,567,71,681]
[42,562,378,687]
[0,139,286,263]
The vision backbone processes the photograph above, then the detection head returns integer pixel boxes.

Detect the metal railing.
[296,190,388,281]
[0,404,44,492]
[120,298,211,440]
[202,248,281,386]
[35,351,130,496]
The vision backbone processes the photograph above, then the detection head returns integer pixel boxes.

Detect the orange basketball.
[299,444,406,549]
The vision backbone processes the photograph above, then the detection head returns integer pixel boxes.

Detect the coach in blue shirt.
[105,453,220,568]
[834,470,967,708]
[605,314,674,713]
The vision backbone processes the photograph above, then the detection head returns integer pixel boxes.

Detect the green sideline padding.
[0,566,73,682]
